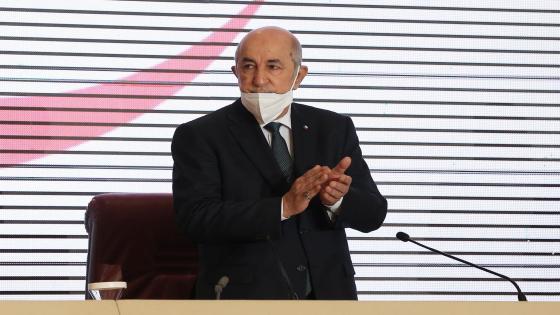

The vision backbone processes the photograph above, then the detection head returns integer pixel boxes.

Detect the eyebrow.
[240,57,256,63]
[239,57,283,64]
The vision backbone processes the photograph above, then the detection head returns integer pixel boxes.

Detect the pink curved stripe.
[1,1,263,165]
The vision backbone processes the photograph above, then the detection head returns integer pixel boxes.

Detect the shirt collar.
[260,105,292,130]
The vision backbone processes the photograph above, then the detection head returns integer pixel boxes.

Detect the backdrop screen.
[0,0,559,301]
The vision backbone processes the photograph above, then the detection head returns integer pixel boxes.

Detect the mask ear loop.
[289,66,301,92]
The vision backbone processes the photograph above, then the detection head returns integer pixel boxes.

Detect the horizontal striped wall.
[0,0,559,301]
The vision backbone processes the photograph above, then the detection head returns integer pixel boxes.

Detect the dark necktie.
[265,122,312,296]
[264,122,293,182]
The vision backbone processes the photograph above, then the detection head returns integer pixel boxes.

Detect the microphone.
[268,240,299,299]
[214,276,229,300]
[396,231,527,301]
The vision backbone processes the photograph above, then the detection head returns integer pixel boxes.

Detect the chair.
[84,193,198,299]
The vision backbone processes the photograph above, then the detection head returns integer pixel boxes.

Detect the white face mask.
[240,66,300,125]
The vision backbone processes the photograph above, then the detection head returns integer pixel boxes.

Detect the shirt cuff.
[281,197,289,221]
[324,197,343,221]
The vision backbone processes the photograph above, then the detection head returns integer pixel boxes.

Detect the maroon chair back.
[84,193,198,299]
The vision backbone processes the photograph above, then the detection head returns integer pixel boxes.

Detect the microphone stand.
[396,232,527,301]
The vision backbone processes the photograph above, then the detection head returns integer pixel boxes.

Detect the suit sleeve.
[334,116,388,232]
[171,123,281,244]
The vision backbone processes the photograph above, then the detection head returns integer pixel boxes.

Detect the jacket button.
[296,265,307,272]
[299,229,307,235]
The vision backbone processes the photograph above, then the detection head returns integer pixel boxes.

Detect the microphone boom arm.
[398,232,527,301]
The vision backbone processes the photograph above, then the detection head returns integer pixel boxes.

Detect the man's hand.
[282,165,330,218]
[320,157,352,206]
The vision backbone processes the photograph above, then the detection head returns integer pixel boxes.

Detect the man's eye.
[243,64,254,69]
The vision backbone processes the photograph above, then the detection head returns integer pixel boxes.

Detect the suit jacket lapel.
[227,100,288,191]
[291,103,317,177]
[292,104,332,228]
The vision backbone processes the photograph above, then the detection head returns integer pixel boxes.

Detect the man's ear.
[293,65,308,90]
[231,65,238,78]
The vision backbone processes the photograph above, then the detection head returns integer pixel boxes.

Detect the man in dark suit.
[172,26,387,300]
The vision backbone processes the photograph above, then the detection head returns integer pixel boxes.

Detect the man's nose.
[252,68,267,87]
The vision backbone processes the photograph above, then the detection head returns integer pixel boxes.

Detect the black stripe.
[0,164,171,170]
[358,128,560,134]
[3,93,560,108]
[384,223,560,228]
[0,262,85,265]
[371,169,560,175]
[0,135,171,142]
[1,53,559,70]
[0,276,85,280]
[0,76,238,86]
[2,64,559,81]
[4,64,560,83]
[0,106,190,115]
[365,156,560,162]
[2,75,560,88]
[377,182,560,187]
[3,165,558,173]
[350,251,557,256]
[309,73,560,80]
[0,64,220,73]
[4,3,560,13]
[357,291,560,296]
[352,263,560,268]
[0,291,84,295]
[3,151,560,160]
[0,235,87,239]
[3,113,560,123]
[3,105,560,116]
[0,220,83,224]
[347,237,560,242]
[3,32,559,42]
[3,44,560,56]
[0,191,104,196]
[0,35,236,46]
[0,149,170,156]
[3,177,558,187]
[386,210,560,215]
[354,277,560,282]
[363,142,560,148]
[0,92,235,100]
[310,73,560,80]
[0,176,171,182]
[0,249,87,255]
[385,196,560,201]
[0,207,83,210]
[3,78,559,93]
[4,138,560,148]
[305,59,560,67]
[3,18,560,28]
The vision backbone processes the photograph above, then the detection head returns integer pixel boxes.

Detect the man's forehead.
[236,31,294,61]
[237,44,292,63]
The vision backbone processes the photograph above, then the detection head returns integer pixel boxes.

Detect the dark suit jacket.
[172,100,387,299]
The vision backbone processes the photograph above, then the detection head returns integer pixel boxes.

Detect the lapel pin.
[303,125,309,130]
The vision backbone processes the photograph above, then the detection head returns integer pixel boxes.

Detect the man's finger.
[335,174,352,186]
[333,156,351,174]
[326,183,347,198]
[297,168,328,193]
[309,171,329,188]
[320,191,337,206]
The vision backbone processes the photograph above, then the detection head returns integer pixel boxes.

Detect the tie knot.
[264,122,282,133]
